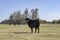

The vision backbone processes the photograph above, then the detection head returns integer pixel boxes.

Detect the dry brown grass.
[0,24,60,40]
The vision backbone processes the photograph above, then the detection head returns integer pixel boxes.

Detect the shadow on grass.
[13,32,32,34]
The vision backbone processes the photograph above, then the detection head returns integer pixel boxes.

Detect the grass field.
[0,24,60,40]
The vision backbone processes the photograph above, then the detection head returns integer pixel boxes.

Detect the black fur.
[25,18,40,33]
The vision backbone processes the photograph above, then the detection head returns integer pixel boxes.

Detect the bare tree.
[31,8,39,20]
[24,8,28,18]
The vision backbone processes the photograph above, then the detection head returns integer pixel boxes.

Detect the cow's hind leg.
[38,27,39,33]
[35,28,37,33]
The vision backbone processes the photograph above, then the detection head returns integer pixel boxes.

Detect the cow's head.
[24,18,30,23]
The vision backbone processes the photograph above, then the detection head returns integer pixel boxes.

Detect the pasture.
[0,24,60,40]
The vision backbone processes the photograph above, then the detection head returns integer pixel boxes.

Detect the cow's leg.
[35,28,37,33]
[38,27,39,33]
[31,27,33,33]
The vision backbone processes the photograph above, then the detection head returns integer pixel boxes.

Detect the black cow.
[25,18,40,33]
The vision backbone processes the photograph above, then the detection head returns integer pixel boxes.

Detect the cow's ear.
[26,19,29,22]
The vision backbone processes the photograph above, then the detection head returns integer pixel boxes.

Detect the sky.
[0,0,60,22]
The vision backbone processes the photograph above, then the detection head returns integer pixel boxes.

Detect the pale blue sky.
[0,0,60,22]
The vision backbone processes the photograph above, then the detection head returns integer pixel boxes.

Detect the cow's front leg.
[35,28,37,33]
[31,27,33,33]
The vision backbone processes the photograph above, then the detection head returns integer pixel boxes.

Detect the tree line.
[0,8,60,25]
